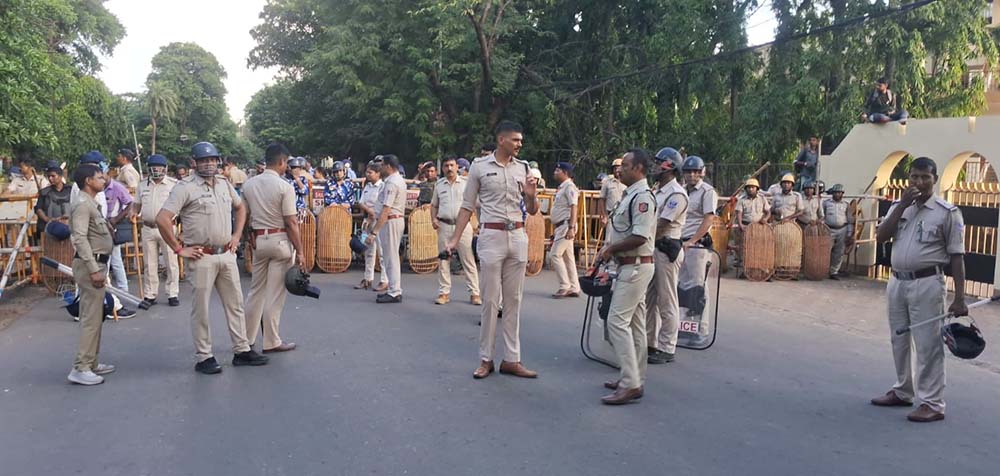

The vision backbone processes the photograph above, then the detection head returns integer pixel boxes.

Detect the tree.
[146,42,229,142]
[146,82,179,154]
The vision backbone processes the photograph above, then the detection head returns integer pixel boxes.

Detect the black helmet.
[285,267,321,299]
[191,142,221,160]
[350,234,368,254]
[655,147,683,173]
[579,267,613,297]
[288,157,306,168]
[682,156,705,171]
[66,292,116,319]
[942,319,986,359]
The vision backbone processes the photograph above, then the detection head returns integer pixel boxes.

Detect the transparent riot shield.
[580,292,619,368]
[676,246,721,350]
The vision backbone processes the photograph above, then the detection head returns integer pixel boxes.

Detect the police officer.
[285,157,311,214]
[872,157,966,422]
[324,161,356,208]
[156,141,268,374]
[136,154,180,307]
[646,147,687,365]
[822,184,854,279]
[734,178,770,271]
[797,182,823,227]
[769,173,803,223]
[66,164,116,386]
[678,156,718,343]
[549,162,581,298]
[114,148,141,191]
[356,160,388,290]
[445,120,539,380]
[598,149,656,404]
[242,143,305,354]
[431,157,480,305]
[598,157,627,226]
[366,154,407,303]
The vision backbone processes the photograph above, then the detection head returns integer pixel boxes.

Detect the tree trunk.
[151,117,157,155]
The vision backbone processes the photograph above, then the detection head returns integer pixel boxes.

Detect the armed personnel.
[431,157,480,305]
[549,162,581,298]
[798,182,823,227]
[734,178,770,270]
[678,156,717,344]
[769,173,803,223]
[136,154,180,307]
[822,184,854,279]
[645,147,687,365]
[598,157,627,226]
[367,154,407,304]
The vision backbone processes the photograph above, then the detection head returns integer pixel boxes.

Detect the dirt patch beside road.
[0,286,51,331]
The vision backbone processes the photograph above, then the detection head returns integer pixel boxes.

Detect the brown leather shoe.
[435,293,450,305]
[601,386,643,405]
[870,390,913,407]
[354,279,371,290]
[499,361,538,378]
[552,291,570,299]
[604,379,620,390]
[470,294,482,305]
[372,282,388,293]
[473,360,494,379]
[263,342,297,353]
[907,404,944,422]
[565,291,580,298]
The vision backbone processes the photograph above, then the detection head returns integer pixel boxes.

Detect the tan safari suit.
[607,180,657,390]
[432,176,479,297]
[242,170,297,350]
[376,172,407,298]
[549,178,580,294]
[138,176,179,301]
[885,196,964,413]
[360,180,387,285]
[117,163,141,191]
[70,194,114,372]
[600,176,627,214]
[162,174,250,362]
[462,154,531,363]
[770,190,803,221]
[798,195,823,227]
[734,194,769,266]
[645,178,688,354]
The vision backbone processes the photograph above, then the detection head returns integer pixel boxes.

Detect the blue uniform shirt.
[284,174,310,211]
[324,179,356,207]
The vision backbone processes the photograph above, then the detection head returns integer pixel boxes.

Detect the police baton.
[894,295,1000,335]
[39,257,151,310]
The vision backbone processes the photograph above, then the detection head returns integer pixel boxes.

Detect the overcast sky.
[97,1,776,123]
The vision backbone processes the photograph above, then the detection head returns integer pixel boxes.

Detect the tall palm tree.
[147,82,179,154]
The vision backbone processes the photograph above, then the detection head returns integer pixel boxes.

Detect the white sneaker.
[93,363,116,375]
[67,369,104,385]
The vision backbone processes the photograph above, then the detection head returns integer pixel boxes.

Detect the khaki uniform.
[798,195,823,226]
[770,191,803,221]
[734,194,769,266]
[462,154,530,362]
[4,175,47,196]
[599,176,627,213]
[360,180,387,285]
[606,180,656,389]
[823,198,854,275]
[228,167,248,188]
[117,163,140,191]
[549,179,580,294]
[884,196,964,413]
[432,176,479,297]
[242,170,297,350]
[69,194,114,372]
[679,180,718,338]
[162,174,249,361]
[138,176,179,300]
[376,172,407,298]
[645,179,687,353]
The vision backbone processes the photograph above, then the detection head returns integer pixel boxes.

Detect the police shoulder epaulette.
[934,197,958,211]
[216,174,230,182]
[512,157,528,165]
[472,155,491,163]
[436,177,449,185]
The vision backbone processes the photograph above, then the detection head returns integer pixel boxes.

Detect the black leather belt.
[828,224,847,230]
[553,220,567,228]
[74,253,110,264]
[892,266,942,281]
[187,245,227,255]
[438,218,455,225]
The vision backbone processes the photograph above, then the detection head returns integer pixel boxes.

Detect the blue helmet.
[191,142,221,160]
[147,154,168,167]
[79,151,106,165]
[333,161,345,172]
[45,221,71,241]
[682,156,705,171]
[655,147,683,174]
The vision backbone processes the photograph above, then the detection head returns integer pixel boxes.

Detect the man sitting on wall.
[861,77,908,125]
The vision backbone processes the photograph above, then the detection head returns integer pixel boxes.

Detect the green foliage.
[146,42,229,140]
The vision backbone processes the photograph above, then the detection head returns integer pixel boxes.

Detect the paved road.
[1,270,998,476]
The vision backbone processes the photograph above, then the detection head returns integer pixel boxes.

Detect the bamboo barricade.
[802,223,832,281]
[407,205,438,274]
[40,232,74,293]
[772,221,802,280]
[243,241,254,273]
[0,196,39,297]
[709,215,730,272]
[742,222,775,282]
[316,206,352,273]
[526,212,546,276]
[300,211,317,272]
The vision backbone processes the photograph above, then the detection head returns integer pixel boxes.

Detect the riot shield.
[676,246,721,350]
[580,292,619,368]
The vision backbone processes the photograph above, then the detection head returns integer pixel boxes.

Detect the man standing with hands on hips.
[156,141,268,374]
[431,157,480,305]
[872,157,966,423]
[598,149,657,405]
[366,154,407,303]
[445,121,539,380]
[242,143,305,354]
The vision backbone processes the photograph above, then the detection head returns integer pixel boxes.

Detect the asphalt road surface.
[1,270,998,476]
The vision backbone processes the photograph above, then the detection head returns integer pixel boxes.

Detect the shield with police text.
[676,246,721,350]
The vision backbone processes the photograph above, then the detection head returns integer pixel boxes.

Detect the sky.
[97,1,777,123]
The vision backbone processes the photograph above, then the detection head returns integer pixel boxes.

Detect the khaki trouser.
[607,262,654,389]
[887,275,947,412]
[72,259,107,372]
[437,222,479,296]
[549,224,580,293]
[245,233,294,350]
[379,217,404,297]
[478,228,528,362]
[141,226,179,300]
[646,248,685,353]
[189,252,250,361]
[829,226,849,275]
[364,221,387,284]
[679,247,713,338]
